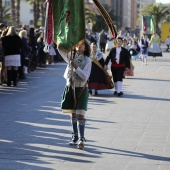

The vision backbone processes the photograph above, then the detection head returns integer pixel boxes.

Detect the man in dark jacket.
[98,30,107,53]
[104,37,130,96]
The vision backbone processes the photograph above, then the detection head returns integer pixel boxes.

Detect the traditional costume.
[105,40,130,96]
[148,34,162,61]
[59,50,92,114]
[44,0,117,150]
[88,51,113,95]
[59,48,91,149]
[140,36,149,65]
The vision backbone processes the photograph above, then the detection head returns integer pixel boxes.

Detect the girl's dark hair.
[83,40,91,57]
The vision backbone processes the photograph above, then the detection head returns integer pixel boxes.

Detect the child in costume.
[58,40,91,149]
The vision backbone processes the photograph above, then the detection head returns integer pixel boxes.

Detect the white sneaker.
[77,138,85,149]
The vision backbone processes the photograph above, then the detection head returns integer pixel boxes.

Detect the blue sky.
[156,0,170,3]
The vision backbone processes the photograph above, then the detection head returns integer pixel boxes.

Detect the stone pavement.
[0,50,170,170]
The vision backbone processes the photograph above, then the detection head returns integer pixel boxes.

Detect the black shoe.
[89,89,92,95]
[117,92,123,97]
[114,91,117,95]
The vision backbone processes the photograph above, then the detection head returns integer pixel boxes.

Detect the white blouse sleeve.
[58,48,71,63]
[75,57,92,82]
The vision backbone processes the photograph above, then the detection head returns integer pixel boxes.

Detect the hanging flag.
[150,16,156,34]
[51,0,85,52]
[142,16,156,34]
[44,0,53,52]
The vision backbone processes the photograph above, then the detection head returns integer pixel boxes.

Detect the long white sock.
[117,81,123,93]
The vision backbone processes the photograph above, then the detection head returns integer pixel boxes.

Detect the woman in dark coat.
[1,26,22,86]
[18,30,29,78]
[28,27,38,71]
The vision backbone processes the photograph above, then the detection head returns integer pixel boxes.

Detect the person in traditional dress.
[148,32,162,61]
[88,43,113,95]
[140,33,150,65]
[104,37,130,97]
[129,39,140,60]
[122,39,134,77]
[58,40,91,149]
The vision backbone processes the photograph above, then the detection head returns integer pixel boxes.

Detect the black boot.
[13,70,18,86]
[7,70,12,86]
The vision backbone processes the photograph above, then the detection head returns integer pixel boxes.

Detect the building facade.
[3,0,34,26]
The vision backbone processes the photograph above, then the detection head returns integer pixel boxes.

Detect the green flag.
[150,16,156,34]
[52,0,85,52]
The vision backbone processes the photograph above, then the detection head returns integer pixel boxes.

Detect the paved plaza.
[0,49,170,170]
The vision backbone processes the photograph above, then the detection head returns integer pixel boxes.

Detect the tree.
[2,6,11,23]
[85,8,96,26]
[141,3,170,35]
[26,0,46,27]
[16,0,20,27]
[92,4,119,33]
[0,0,2,23]
[11,0,16,26]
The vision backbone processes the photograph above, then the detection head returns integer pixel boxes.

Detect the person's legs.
[116,69,124,96]
[167,45,169,50]
[144,55,148,65]
[77,114,86,149]
[141,54,144,65]
[112,69,118,95]
[94,89,98,95]
[69,112,78,145]
[13,66,18,86]
[7,66,12,86]
[153,56,156,61]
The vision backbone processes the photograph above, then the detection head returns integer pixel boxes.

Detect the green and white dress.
[59,49,92,115]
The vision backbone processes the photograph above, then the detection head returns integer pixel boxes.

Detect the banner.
[44,0,53,52]
[142,15,156,34]
[52,0,85,52]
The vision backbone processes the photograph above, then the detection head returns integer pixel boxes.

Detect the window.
[4,0,10,6]
[30,9,33,14]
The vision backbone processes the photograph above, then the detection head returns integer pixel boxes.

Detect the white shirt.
[116,47,121,64]
[58,49,92,86]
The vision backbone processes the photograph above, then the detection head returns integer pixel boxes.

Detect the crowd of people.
[0,24,164,150]
[0,23,63,86]
[86,29,163,97]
